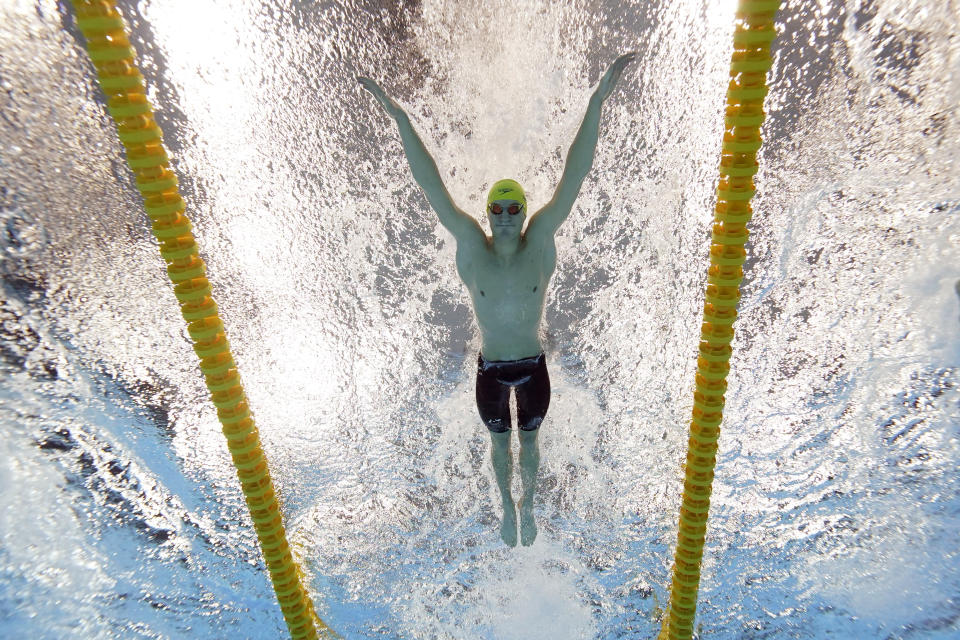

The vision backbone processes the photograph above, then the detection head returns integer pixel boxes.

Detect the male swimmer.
[359,53,635,546]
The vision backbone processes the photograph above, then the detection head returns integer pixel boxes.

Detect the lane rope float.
[658,1,782,639]
[66,2,334,638]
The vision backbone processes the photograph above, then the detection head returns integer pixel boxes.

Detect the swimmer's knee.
[483,416,510,433]
[519,415,543,432]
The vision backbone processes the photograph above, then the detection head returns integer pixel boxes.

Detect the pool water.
[1,0,958,637]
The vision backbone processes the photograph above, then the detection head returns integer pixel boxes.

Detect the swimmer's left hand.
[358,76,407,120]
[593,52,637,103]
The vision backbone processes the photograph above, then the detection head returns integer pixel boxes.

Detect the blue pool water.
[1,0,958,637]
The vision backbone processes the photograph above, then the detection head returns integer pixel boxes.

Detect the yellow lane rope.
[66,2,333,638]
[659,1,782,638]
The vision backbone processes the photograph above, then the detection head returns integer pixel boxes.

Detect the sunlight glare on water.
[0,0,958,638]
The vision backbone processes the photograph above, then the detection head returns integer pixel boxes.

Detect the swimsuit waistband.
[478,352,545,368]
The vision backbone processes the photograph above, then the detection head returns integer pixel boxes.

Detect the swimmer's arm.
[358,77,485,244]
[527,53,636,240]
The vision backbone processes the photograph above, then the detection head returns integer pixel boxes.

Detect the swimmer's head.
[486,179,527,238]
[487,179,526,213]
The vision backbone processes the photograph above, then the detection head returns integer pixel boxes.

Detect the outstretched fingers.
[595,52,637,101]
[357,76,403,118]
[614,51,637,70]
[357,76,384,100]
[606,52,636,86]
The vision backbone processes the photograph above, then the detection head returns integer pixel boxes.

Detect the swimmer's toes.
[501,522,517,547]
[501,508,518,547]
[520,509,537,547]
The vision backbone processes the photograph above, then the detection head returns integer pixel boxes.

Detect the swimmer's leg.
[490,430,517,547]
[477,356,517,546]
[515,358,549,546]
[518,428,540,546]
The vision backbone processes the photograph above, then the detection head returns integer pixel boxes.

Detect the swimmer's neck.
[489,231,523,259]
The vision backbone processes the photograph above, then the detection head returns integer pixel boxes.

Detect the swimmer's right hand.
[593,52,637,103]
[358,76,407,120]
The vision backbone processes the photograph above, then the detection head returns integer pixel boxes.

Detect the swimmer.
[359,53,635,546]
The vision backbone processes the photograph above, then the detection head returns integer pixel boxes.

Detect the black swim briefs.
[475,352,550,433]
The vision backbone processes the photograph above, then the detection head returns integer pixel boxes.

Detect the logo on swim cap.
[487,178,526,212]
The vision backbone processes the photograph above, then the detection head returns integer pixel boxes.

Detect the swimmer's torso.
[455,234,557,361]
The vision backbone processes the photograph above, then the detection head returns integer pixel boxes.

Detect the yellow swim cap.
[487,179,526,212]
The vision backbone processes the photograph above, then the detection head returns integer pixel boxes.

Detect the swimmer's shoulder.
[522,220,558,275]
[454,222,488,260]
[455,229,489,279]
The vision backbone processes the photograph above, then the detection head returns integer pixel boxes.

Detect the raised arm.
[526,53,636,240]
[358,77,485,245]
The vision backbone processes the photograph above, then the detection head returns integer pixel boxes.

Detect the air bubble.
[0,206,47,260]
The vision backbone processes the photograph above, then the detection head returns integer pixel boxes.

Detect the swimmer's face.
[487,199,526,237]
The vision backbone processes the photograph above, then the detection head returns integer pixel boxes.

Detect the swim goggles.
[488,202,524,215]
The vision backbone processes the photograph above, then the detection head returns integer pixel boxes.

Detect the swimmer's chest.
[455,238,555,311]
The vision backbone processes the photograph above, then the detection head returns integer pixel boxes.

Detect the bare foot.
[501,500,518,547]
[519,499,537,546]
